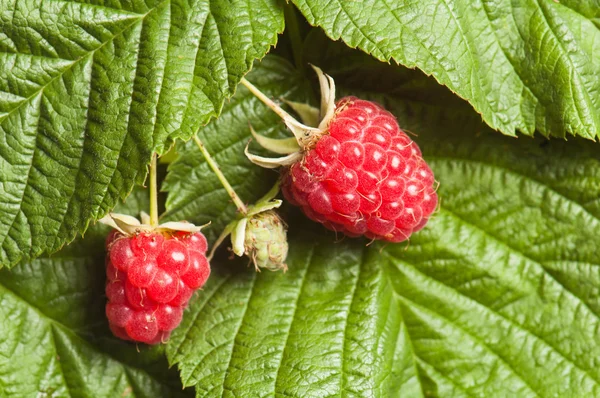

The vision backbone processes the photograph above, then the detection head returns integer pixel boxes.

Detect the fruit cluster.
[105,230,210,344]
[282,96,438,242]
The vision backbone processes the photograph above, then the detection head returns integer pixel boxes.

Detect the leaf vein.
[393,288,543,397]
[272,245,315,394]
[169,274,232,371]
[219,272,258,397]
[534,0,599,137]
[432,207,600,385]
[339,246,364,396]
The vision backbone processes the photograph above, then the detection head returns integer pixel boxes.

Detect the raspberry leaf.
[0,0,283,267]
[0,188,192,397]
[290,0,600,140]
[165,55,600,396]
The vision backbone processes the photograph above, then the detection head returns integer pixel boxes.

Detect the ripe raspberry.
[281,96,437,242]
[104,230,210,344]
[242,67,437,243]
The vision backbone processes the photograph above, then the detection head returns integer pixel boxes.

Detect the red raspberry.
[242,67,437,243]
[281,97,437,242]
[105,231,210,344]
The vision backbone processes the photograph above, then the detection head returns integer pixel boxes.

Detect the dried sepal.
[282,100,320,127]
[311,65,337,130]
[241,66,337,168]
[99,212,206,236]
[244,143,302,169]
[249,124,300,155]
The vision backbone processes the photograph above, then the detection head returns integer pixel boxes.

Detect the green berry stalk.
[193,135,289,272]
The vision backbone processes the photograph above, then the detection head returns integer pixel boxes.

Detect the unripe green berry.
[244,211,288,271]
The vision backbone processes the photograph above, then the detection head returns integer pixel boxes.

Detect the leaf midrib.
[271,246,315,395]
[388,206,600,388]
[338,246,364,396]
[0,8,152,125]
[383,253,544,397]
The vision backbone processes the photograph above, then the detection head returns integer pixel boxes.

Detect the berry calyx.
[240,67,438,242]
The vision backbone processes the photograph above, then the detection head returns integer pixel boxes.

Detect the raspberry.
[241,67,438,243]
[281,96,437,242]
[128,257,159,288]
[181,250,210,289]
[157,240,190,274]
[105,230,210,344]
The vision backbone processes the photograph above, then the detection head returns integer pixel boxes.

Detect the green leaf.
[0,187,192,398]
[290,0,600,140]
[165,54,600,396]
[162,56,313,242]
[168,233,416,396]
[0,0,283,267]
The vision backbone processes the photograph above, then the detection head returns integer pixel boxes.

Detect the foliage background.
[1,1,600,397]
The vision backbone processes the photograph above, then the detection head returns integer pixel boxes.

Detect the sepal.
[230,218,248,257]
[242,65,338,167]
[245,144,302,168]
[99,212,206,236]
[249,124,300,155]
[283,100,320,127]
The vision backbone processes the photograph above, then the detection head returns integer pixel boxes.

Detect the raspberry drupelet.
[102,213,210,344]
[241,67,437,242]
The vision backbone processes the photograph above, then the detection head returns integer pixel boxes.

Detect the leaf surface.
[0,188,192,398]
[291,0,600,140]
[165,54,600,397]
[0,0,283,266]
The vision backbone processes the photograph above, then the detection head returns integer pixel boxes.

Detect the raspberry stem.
[192,135,248,215]
[149,153,159,227]
[239,77,295,122]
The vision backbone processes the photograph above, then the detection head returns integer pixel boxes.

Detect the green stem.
[284,3,304,72]
[240,77,295,121]
[193,135,248,215]
[149,153,159,227]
